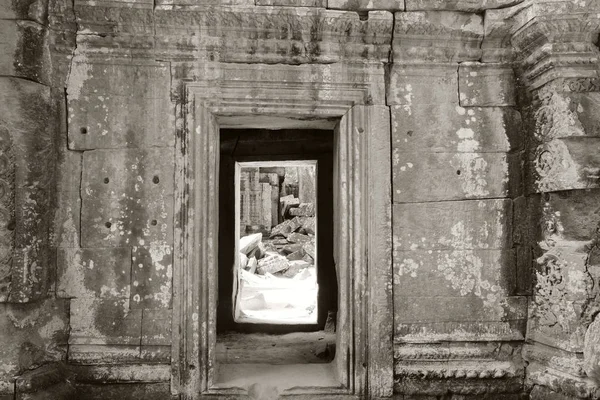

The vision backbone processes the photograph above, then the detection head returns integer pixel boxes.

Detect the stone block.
[394,295,527,323]
[394,249,516,297]
[529,137,600,193]
[69,298,142,346]
[51,190,80,249]
[328,0,404,9]
[0,299,69,384]
[81,148,174,248]
[140,345,171,363]
[257,0,325,5]
[393,199,512,251]
[568,92,600,137]
[458,62,516,107]
[67,62,173,149]
[387,63,458,106]
[56,150,82,193]
[0,0,49,22]
[393,11,483,62]
[392,105,522,153]
[141,309,171,346]
[542,189,600,242]
[68,344,141,364]
[405,0,523,11]
[392,151,518,202]
[56,247,131,299]
[0,20,51,86]
[75,383,172,400]
[131,246,173,309]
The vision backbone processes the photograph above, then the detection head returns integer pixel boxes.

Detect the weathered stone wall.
[1,0,600,398]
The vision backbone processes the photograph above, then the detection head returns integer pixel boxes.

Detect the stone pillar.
[509,2,600,399]
[390,9,526,397]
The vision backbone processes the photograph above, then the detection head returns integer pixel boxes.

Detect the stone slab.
[69,298,142,346]
[0,20,51,86]
[388,63,458,106]
[257,0,325,5]
[393,11,483,62]
[81,148,174,248]
[141,309,171,346]
[543,189,600,242]
[394,249,516,297]
[393,199,512,251]
[67,61,173,149]
[51,190,80,249]
[131,246,173,309]
[328,0,404,9]
[140,345,171,363]
[56,247,131,299]
[395,295,527,323]
[529,137,600,193]
[405,0,523,11]
[68,345,141,364]
[392,105,522,153]
[392,151,518,202]
[0,300,69,384]
[458,62,516,107]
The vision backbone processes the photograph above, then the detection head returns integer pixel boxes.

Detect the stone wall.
[1,0,600,398]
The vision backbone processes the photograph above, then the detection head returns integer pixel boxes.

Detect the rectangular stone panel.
[395,295,527,323]
[394,249,516,297]
[328,0,404,9]
[0,20,51,86]
[405,0,523,12]
[68,344,141,364]
[392,151,518,202]
[69,298,142,346]
[458,62,516,107]
[141,309,172,346]
[67,61,173,149]
[393,11,483,62]
[392,105,522,153]
[395,296,527,340]
[387,63,458,106]
[81,149,174,248]
[393,199,512,251]
[131,246,173,309]
[56,247,131,299]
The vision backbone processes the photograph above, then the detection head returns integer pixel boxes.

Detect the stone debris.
[289,203,315,217]
[239,233,262,255]
[238,209,316,280]
[287,232,311,244]
[257,254,289,275]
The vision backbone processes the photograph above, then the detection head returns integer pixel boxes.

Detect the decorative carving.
[72,5,394,64]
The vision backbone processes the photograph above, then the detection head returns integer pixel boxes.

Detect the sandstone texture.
[0,0,599,398]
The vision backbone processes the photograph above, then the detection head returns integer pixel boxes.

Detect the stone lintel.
[393,11,483,63]
[73,5,394,64]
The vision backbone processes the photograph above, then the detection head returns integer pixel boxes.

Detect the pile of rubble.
[239,215,316,279]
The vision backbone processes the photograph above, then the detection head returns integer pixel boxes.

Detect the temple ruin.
[1,0,600,398]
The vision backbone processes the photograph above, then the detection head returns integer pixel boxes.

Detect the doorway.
[218,129,337,335]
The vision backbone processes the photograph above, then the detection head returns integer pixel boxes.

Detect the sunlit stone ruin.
[1,0,600,398]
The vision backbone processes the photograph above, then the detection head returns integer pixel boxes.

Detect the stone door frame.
[171,62,393,399]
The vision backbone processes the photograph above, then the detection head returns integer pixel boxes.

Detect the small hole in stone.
[151,219,157,226]
[80,127,88,134]
[153,176,160,184]
[357,127,364,133]
[357,11,368,21]
[6,220,15,231]
[104,177,109,184]
[189,364,196,370]
[407,130,413,137]
[456,170,461,175]
[105,222,112,229]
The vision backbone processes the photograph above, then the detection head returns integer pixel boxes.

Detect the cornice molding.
[71,5,393,64]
